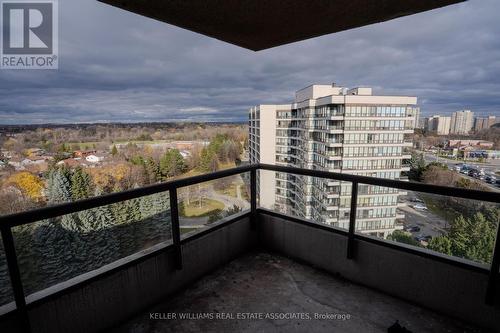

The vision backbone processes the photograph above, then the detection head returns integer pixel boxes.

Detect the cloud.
[0,0,499,124]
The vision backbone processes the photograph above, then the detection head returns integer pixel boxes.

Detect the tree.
[446,212,497,264]
[159,149,186,180]
[47,167,72,204]
[199,147,216,172]
[428,236,452,255]
[70,167,92,200]
[448,215,470,258]
[35,167,85,284]
[209,154,219,172]
[421,165,460,187]
[147,158,161,183]
[6,172,44,201]
[387,230,420,247]
[111,145,118,156]
[408,152,426,181]
[112,197,143,256]
[198,134,240,172]
[77,202,119,268]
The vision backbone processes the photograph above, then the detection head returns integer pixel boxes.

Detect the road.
[400,206,447,238]
[179,181,250,228]
[399,191,449,239]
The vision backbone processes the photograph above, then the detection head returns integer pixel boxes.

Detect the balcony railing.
[0,164,499,333]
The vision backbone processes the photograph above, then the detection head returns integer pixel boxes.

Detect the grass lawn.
[112,139,169,144]
[219,161,236,170]
[216,183,250,201]
[216,184,238,197]
[179,199,224,217]
[67,142,102,150]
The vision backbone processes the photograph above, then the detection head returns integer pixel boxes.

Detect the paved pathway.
[179,178,250,228]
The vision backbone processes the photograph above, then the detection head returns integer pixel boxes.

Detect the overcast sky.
[0,0,499,124]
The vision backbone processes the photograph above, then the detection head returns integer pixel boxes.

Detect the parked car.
[415,234,431,242]
[468,169,481,179]
[485,174,497,184]
[412,203,428,210]
[406,226,421,232]
[460,165,471,174]
[409,198,423,203]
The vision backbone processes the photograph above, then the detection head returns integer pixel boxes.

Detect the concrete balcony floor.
[111,252,482,333]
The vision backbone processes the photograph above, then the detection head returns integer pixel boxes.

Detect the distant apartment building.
[426,115,451,135]
[474,115,497,132]
[450,110,474,135]
[249,84,416,238]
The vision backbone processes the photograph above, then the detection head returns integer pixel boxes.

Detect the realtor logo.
[1,1,58,69]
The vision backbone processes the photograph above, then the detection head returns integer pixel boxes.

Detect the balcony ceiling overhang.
[98,0,465,51]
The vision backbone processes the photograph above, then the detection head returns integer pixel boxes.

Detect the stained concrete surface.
[111,252,483,333]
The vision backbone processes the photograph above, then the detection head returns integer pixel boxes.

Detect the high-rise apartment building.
[249,84,417,238]
[410,107,422,129]
[426,115,451,135]
[450,110,474,135]
[474,115,497,132]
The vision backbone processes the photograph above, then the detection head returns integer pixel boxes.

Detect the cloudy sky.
[0,0,499,124]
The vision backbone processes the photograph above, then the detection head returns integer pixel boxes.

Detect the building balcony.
[0,164,499,333]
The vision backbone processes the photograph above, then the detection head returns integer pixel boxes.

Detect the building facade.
[249,84,417,238]
[473,116,497,132]
[450,110,474,135]
[425,115,451,135]
[410,107,422,129]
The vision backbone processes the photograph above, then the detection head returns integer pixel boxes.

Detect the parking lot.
[399,192,449,245]
[424,152,500,192]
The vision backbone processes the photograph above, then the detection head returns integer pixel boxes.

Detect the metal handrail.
[0,163,499,333]
[258,164,500,203]
[0,164,255,228]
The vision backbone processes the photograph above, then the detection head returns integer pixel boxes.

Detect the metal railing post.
[169,188,182,270]
[347,182,358,260]
[1,227,31,332]
[250,168,257,230]
[486,218,500,305]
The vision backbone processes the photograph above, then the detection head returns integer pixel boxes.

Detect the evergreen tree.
[71,167,92,200]
[112,197,143,256]
[42,167,84,280]
[428,236,452,255]
[448,215,470,258]
[447,212,497,264]
[144,158,160,184]
[78,202,120,269]
[139,194,155,220]
[111,145,118,156]
[387,230,420,247]
[47,167,72,204]
[159,149,186,180]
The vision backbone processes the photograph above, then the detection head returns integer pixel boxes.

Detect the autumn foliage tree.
[6,172,44,201]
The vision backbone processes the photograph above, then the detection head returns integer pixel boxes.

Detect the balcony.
[0,164,499,333]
